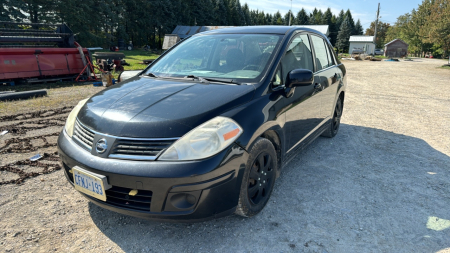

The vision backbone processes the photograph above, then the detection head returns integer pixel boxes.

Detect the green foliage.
[365,21,390,48]
[355,19,364,35]
[295,8,309,25]
[3,0,361,49]
[384,0,449,57]
[336,17,351,51]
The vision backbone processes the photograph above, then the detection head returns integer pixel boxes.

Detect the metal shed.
[348,36,375,55]
[295,25,329,36]
[384,39,408,58]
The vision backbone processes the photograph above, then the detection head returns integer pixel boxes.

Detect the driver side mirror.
[285,69,314,88]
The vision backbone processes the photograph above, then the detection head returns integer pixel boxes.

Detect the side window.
[279,34,314,85]
[311,35,332,71]
[326,42,336,66]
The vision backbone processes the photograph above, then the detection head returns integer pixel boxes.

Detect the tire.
[235,137,277,217]
[321,96,343,138]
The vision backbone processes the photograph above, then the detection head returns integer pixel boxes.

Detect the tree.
[1,0,26,21]
[273,11,282,25]
[365,21,390,48]
[322,8,333,26]
[336,16,352,52]
[295,8,309,25]
[214,0,228,25]
[423,0,450,56]
[283,10,293,26]
[354,19,364,35]
[344,9,355,34]
[242,3,252,25]
[335,9,345,31]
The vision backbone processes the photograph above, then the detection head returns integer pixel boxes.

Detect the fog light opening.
[170,193,197,209]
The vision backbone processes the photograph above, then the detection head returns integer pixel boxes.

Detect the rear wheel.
[322,96,343,138]
[235,137,277,217]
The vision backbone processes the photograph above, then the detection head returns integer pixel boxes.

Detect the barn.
[384,39,409,58]
[348,36,375,55]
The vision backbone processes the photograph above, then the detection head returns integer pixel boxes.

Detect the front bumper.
[57,130,248,222]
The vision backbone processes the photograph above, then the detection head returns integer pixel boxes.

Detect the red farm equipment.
[0,21,98,85]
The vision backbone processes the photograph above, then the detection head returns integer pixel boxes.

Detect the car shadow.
[88,123,450,252]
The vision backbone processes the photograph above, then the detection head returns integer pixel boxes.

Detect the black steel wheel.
[235,137,277,217]
[322,96,343,138]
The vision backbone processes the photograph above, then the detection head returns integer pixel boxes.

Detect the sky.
[242,0,424,30]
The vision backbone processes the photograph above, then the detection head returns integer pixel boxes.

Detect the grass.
[96,49,161,71]
[441,65,450,70]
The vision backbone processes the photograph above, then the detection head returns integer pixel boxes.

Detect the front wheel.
[235,137,277,217]
[321,96,343,138]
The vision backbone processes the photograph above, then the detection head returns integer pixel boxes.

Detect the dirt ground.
[1,58,449,253]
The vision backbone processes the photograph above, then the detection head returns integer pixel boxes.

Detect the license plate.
[72,166,110,201]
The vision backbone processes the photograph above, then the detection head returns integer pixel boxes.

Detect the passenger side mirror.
[285,69,314,88]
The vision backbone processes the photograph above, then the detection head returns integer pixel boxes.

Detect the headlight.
[158,117,243,161]
[64,98,89,138]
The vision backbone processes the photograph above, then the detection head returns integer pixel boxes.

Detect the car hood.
[77,76,255,138]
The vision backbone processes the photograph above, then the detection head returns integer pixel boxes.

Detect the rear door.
[310,35,340,119]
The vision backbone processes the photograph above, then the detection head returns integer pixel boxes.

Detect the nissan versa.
[58,26,346,221]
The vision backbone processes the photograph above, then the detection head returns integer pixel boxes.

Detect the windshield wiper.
[185,75,206,83]
[146,72,159,78]
[202,77,241,85]
[184,75,241,85]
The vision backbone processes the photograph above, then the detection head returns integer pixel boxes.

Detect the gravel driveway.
[1,58,449,252]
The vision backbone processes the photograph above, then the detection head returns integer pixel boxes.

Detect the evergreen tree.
[265,13,272,25]
[330,15,338,45]
[214,0,228,25]
[344,9,356,34]
[273,11,282,25]
[335,10,345,31]
[322,8,333,26]
[336,16,352,52]
[242,3,252,25]
[234,0,245,25]
[296,8,309,25]
[316,9,324,24]
[284,10,293,25]
[355,19,364,35]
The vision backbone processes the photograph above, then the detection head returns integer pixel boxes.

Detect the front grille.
[73,119,95,151]
[105,186,153,211]
[73,118,178,161]
[109,139,175,160]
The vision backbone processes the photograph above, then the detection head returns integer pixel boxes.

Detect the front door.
[281,33,324,154]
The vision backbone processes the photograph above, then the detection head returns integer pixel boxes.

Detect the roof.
[294,25,329,36]
[385,39,408,47]
[172,25,329,38]
[349,36,375,43]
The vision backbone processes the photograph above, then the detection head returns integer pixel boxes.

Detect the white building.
[349,36,375,54]
[295,25,329,36]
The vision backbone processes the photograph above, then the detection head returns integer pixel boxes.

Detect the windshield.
[146,34,282,82]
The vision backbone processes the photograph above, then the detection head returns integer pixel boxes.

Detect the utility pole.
[288,0,292,26]
[373,3,380,54]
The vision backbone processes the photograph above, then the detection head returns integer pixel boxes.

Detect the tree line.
[1,0,364,50]
[365,0,449,58]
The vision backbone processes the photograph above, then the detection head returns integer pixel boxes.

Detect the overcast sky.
[241,0,423,30]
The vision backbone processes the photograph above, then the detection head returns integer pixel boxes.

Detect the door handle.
[314,83,322,90]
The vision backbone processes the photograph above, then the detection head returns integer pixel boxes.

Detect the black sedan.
[58,26,346,221]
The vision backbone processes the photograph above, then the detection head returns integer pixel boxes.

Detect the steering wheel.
[242,64,260,71]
